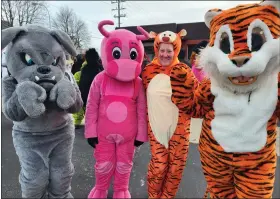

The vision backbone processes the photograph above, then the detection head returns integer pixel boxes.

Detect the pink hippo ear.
[98,20,114,37]
[136,26,150,41]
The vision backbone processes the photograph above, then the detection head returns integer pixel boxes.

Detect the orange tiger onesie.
[192,1,280,198]
[142,30,198,198]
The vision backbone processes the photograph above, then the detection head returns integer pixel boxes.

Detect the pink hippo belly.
[106,101,127,144]
[98,101,137,144]
[106,101,127,123]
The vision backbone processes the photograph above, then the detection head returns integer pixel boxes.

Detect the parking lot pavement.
[1,113,280,198]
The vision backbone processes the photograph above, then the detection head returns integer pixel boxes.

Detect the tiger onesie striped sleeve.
[191,1,280,198]
[276,74,280,119]
[142,29,198,198]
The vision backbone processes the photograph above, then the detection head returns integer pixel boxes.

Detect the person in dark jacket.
[73,48,103,129]
[71,54,85,75]
[79,48,103,105]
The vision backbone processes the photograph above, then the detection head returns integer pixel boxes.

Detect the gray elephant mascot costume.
[1,25,83,198]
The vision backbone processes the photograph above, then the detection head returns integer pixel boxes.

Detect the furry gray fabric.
[13,124,75,198]
[1,24,83,198]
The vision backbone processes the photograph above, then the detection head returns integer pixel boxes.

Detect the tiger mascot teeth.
[142,29,198,198]
[193,0,280,198]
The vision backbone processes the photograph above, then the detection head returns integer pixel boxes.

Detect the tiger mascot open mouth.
[228,76,257,85]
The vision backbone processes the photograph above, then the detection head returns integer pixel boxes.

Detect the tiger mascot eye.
[192,0,280,198]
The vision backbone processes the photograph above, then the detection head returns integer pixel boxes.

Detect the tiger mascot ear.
[260,0,280,13]
[204,1,280,29]
[149,31,158,39]
[178,29,187,37]
[204,8,223,28]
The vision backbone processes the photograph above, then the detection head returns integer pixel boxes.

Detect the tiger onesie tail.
[192,1,280,198]
[142,30,198,198]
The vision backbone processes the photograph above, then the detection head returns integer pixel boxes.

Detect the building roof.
[1,20,11,30]
[177,22,209,40]
[117,23,177,36]
[117,22,209,41]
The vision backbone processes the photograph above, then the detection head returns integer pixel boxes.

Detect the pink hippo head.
[98,20,149,81]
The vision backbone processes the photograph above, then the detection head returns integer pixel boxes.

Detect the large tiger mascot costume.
[142,30,197,198]
[192,1,280,198]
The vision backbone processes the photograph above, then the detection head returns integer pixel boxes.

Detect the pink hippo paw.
[113,190,131,198]
[88,187,108,199]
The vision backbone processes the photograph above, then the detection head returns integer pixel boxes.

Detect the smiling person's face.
[158,43,174,67]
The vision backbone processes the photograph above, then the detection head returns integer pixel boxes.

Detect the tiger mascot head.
[198,0,280,93]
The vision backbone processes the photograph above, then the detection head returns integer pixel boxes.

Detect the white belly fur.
[211,73,278,152]
[147,74,179,148]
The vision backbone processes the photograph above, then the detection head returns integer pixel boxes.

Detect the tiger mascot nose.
[162,36,170,42]
[231,56,250,68]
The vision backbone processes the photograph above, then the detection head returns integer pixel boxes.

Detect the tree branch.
[52,5,91,49]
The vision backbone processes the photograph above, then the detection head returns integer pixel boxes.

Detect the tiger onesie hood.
[142,29,198,198]
[149,29,187,67]
[193,1,280,198]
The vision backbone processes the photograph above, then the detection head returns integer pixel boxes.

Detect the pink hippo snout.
[107,59,141,81]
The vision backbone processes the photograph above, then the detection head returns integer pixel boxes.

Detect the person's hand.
[87,137,99,148]
[134,140,144,147]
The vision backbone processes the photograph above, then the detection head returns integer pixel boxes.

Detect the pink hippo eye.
[130,48,138,60]
[112,47,121,59]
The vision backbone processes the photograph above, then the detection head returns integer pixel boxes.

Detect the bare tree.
[52,6,91,49]
[2,0,16,27]
[1,0,49,27]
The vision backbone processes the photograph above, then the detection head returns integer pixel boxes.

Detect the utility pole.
[111,0,126,28]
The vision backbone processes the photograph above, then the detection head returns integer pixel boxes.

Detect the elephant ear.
[1,26,28,50]
[50,29,77,56]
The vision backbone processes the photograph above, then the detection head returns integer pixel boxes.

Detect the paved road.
[1,113,280,198]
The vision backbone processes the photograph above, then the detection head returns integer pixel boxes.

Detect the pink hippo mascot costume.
[85,20,149,199]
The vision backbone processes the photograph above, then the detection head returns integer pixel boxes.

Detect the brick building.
[118,22,209,62]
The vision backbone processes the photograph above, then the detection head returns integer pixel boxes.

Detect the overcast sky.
[47,1,258,52]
